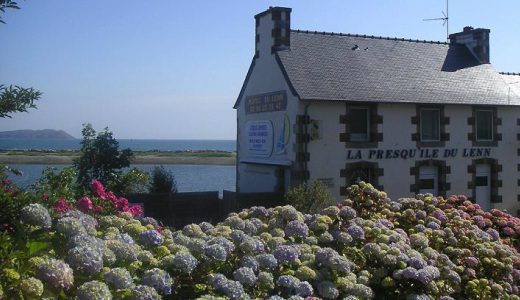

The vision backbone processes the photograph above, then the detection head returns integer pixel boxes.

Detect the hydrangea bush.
[0,179,519,299]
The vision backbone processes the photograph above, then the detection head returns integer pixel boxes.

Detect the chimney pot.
[463,26,474,32]
[254,7,291,58]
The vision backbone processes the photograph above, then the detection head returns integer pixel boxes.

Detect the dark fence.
[126,191,284,229]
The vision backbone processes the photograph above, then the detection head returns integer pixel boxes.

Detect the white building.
[234,7,520,214]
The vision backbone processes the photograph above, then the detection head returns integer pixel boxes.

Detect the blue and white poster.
[246,120,273,157]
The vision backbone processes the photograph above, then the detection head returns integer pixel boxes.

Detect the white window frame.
[350,107,370,142]
[420,108,440,142]
[475,109,494,141]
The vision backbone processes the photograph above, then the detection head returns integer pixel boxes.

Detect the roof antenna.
[423,0,449,41]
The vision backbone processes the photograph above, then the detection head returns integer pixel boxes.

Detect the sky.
[1,0,519,139]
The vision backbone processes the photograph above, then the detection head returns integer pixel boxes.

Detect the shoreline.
[0,150,236,165]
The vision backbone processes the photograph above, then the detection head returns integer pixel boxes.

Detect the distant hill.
[0,129,76,140]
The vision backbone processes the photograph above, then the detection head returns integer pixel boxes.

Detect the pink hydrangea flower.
[77,196,93,212]
[106,191,117,202]
[94,205,103,213]
[52,199,72,214]
[90,180,106,199]
[115,198,129,210]
[127,205,142,217]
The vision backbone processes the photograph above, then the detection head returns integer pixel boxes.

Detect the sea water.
[0,138,236,152]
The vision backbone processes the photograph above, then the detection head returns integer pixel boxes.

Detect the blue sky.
[1,0,519,139]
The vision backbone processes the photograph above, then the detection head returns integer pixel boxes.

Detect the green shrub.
[285,181,336,213]
[149,166,177,194]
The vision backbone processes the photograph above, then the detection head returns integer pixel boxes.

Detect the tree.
[74,124,134,190]
[285,181,336,213]
[0,85,41,118]
[1,1,42,118]
[0,0,19,24]
[149,166,177,194]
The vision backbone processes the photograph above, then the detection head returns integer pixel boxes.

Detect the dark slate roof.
[276,30,520,105]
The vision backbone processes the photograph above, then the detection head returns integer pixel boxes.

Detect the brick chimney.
[254,7,291,58]
[449,26,490,64]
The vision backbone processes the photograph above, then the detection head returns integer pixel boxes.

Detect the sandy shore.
[0,152,236,165]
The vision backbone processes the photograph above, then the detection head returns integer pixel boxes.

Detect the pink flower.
[106,191,117,202]
[502,226,515,236]
[156,225,163,233]
[2,178,12,186]
[90,180,106,199]
[42,194,50,201]
[127,205,142,217]
[77,196,94,212]
[94,205,103,213]
[114,198,129,210]
[52,199,72,214]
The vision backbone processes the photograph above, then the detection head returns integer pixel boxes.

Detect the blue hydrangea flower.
[285,220,309,239]
[20,203,52,229]
[106,240,139,262]
[339,206,357,219]
[56,217,87,238]
[233,267,257,286]
[203,243,228,261]
[277,274,300,291]
[104,267,134,289]
[172,253,199,273]
[35,258,74,290]
[115,233,135,244]
[67,246,103,275]
[130,285,161,300]
[347,225,365,240]
[255,254,278,270]
[273,245,299,263]
[139,230,164,246]
[416,266,440,285]
[141,268,173,295]
[76,280,112,300]
[240,256,259,272]
[317,281,339,299]
[296,281,313,297]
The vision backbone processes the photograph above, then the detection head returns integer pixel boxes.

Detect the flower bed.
[0,179,519,299]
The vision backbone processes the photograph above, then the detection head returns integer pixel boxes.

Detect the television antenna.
[423,0,449,41]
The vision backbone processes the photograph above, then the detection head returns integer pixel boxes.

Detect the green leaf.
[26,240,51,256]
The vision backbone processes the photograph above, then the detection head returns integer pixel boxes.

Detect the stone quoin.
[234,7,520,214]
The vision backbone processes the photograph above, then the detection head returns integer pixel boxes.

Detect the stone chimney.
[449,26,490,64]
[254,7,291,58]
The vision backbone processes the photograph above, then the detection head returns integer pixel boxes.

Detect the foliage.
[0,0,19,24]
[74,123,143,195]
[32,167,78,200]
[1,178,519,299]
[0,84,41,118]
[285,181,336,213]
[107,167,150,195]
[149,165,177,194]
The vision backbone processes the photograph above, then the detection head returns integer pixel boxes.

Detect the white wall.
[303,101,520,214]
[235,12,298,193]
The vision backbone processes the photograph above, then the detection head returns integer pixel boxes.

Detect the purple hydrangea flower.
[172,253,199,273]
[35,258,74,290]
[273,245,299,263]
[285,220,309,239]
[233,267,257,286]
[277,275,300,291]
[139,230,164,246]
[255,254,278,270]
[76,281,112,300]
[339,207,357,219]
[296,281,314,297]
[104,267,134,289]
[141,268,173,295]
[20,203,52,229]
[347,225,365,240]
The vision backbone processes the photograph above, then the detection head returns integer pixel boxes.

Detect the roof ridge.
[499,72,520,76]
[291,29,449,45]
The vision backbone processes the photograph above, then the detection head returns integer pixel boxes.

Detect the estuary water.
[1,139,237,192]
[7,164,236,193]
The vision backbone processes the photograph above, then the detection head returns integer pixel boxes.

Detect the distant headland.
[0,129,76,140]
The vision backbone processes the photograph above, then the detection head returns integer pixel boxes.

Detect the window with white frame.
[420,108,440,141]
[350,107,369,141]
[475,109,493,141]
